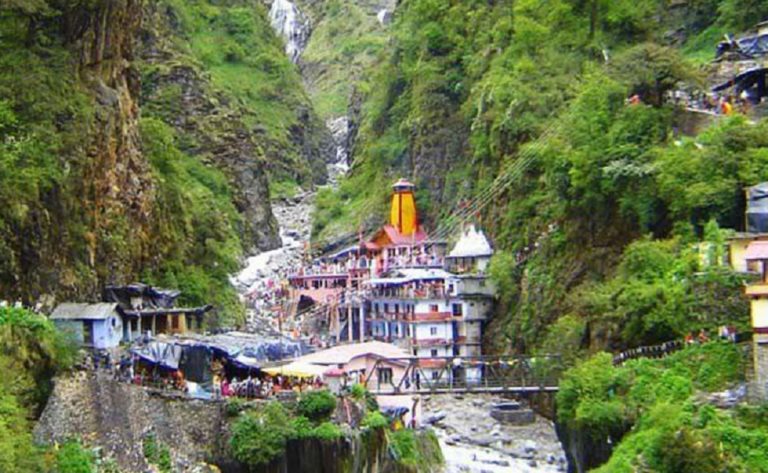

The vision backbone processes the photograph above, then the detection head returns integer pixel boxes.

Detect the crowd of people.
[666,89,753,115]
[613,326,740,365]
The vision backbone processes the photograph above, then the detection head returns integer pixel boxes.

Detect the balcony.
[411,338,453,347]
[406,312,454,322]
[367,286,447,300]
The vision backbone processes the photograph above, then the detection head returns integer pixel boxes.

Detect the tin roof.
[50,303,119,320]
[296,341,409,366]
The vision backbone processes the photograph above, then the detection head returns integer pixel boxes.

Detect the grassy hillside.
[557,342,767,472]
[143,0,329,188]
[299,0,391,120]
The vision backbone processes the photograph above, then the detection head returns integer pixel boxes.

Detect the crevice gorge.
[4,0,768,472]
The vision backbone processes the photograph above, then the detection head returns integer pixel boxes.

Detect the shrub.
[54,440,95,473]
[350,383,366,400]
[225,398,246,417]
[297,390,336,422]
[311,422,343,441]
[388,429,420,467]
[289,416,315,439]
[142,435,171,473]
[229,402,294,467]
[361,411,388,430]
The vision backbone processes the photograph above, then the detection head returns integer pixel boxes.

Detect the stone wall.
[34,370,440,473]
[35,371,228,471]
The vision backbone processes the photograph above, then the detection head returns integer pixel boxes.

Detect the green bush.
[297,390,337,422]
[349,383,366,400]
[289,416,315,440]
[229,402,294,467]
[388,429,420,467]
[54,440,95,473]
[311,422,343,441]
[225,398,247,417]
[361,411,388,430]
[142,435,171,473]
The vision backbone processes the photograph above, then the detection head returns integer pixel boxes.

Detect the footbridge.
[363,355,563,396]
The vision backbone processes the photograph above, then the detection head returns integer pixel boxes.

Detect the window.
[429,304,439,313]
[111,317,117,327]
[452,304,463,316]
[384,303,389,313]
[430,349,438,357]
[479,279,486,287]
[378,368,393,384]
[430,327,438,336]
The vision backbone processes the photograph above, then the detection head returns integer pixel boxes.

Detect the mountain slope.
[0,0,332,325]
[315,0,762,353]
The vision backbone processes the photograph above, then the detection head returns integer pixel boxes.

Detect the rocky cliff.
[0,0,341,320]
[138,0,281,252]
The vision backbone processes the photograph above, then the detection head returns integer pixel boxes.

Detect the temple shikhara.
[287,179,496,382]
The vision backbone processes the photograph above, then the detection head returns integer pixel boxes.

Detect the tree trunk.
[589,0,598,40]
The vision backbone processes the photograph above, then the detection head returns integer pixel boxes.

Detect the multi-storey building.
[286,179,495,383]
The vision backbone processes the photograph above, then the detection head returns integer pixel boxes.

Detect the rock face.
[138,2,282,252]
[35,371,228,471]
[554,422,628,473]
[6,0,158,302]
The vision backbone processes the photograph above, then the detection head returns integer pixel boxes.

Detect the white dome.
[449,225,493,258]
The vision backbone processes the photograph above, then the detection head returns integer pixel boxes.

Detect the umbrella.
[262,361,326,378]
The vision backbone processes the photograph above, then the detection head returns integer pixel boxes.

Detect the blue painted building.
[50,303,123,350]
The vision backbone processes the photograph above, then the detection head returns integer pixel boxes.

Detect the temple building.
[285,179,496,384]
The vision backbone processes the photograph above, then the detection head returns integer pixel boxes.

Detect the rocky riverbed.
[230,190,315,334]
[422,394,566,473]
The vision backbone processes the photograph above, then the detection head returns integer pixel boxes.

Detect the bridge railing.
[364,354,563,394]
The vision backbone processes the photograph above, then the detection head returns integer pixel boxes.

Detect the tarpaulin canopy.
[132,341,184,370]
[747,182,768,233]
[712,68,768,93]
[262,361,326,378]
[130,332,306,371]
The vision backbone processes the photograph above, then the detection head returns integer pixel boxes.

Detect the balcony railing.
[367,287,447,300]
[411,337,453,347]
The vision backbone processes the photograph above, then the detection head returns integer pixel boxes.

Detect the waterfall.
[326,116,350,186]
[268,0,310,63]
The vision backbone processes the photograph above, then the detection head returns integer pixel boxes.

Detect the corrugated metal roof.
[50,303,119,320]
[745,241,768,261]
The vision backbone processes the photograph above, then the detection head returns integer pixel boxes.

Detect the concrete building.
[745,240,768,400]
[104,283,211,341]
[50,303,123,349]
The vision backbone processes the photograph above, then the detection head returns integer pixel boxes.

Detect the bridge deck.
[370,386,559,395]
[363,355,563,396]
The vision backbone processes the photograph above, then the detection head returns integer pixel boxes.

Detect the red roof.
[746,241,768,261]
[379,225,428,246]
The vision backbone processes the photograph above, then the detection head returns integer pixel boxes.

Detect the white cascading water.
[268,0,310,63]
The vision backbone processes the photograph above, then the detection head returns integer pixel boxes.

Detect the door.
[83,321,94,346]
